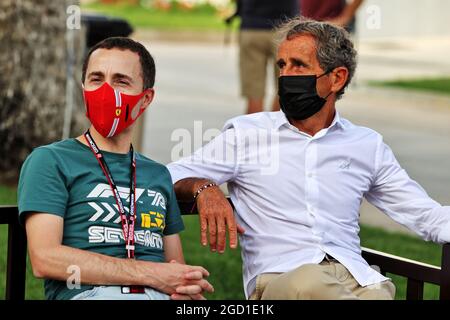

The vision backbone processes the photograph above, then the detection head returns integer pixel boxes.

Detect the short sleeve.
[167,128,238,185]
[18,147,69,225]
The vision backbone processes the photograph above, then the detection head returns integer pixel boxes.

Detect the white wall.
[356,0,450,39]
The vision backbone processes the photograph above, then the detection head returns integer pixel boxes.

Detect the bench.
[2,203,450,300]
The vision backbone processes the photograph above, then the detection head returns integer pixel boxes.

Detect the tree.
[0,0,87,184]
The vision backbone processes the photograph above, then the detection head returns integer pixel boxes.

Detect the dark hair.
[82,37,155,89]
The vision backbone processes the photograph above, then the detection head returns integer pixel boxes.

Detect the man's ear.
[141,88,155,111]
[330,67,349,95]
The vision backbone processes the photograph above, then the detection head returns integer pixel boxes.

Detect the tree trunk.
[0,0,87,184]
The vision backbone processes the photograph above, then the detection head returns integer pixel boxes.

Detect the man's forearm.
[32,244,160,288]
[174,177,215,201]
[173,177,241,252]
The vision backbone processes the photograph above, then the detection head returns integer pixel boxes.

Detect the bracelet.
[193,182,218,201]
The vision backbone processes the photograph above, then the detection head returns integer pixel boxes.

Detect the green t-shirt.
[18,138,184,300]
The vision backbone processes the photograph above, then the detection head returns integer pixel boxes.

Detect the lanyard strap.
[84,130,137,259]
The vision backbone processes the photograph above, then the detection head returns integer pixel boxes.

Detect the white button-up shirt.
[167,111,450,298]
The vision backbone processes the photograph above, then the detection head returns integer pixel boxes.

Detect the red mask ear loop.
[135,88,152,118]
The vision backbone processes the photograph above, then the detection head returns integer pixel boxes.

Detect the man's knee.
[261,264,326,300]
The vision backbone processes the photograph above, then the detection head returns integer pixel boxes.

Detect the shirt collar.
[330,111,344,130]
[274,111,345,132]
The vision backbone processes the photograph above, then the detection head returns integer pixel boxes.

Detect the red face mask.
[83,82,147,138]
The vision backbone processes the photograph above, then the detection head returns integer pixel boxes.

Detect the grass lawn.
[0,185,16,204]
[0,184,443,300]
[371,78,450,96]
[82,1,238,31]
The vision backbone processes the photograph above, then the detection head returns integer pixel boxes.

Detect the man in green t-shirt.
[18,37,213,300]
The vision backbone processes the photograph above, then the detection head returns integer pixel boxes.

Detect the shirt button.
[308,173,313,178]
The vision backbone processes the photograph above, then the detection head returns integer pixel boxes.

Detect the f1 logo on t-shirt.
[87,183,146,202]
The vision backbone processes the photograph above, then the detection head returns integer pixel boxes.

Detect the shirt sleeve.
[365,139,450,244]
[167,127,239,185]
[163,170,185,236]
[18,147,69,225]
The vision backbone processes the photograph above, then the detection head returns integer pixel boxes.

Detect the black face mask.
[278,72,332,121]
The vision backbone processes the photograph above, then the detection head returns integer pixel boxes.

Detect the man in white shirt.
[167,18,450,300]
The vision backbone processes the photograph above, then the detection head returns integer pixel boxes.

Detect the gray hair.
[276,17,357,99]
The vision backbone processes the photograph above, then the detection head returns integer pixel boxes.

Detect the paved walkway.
[136,36,450,235]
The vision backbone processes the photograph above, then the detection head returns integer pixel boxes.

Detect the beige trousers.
[249,259,395,300]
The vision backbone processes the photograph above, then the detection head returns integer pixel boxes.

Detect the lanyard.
[84,130,137,259]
